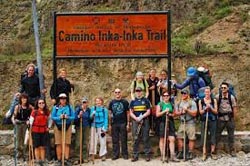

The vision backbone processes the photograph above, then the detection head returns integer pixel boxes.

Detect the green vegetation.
[214,6,232,19]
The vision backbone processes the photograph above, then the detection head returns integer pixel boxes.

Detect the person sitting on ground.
[51,93,75,166]
[198,86,218,160]
[175,89,197,160]
[156,91,179,162]
[89,97,109,162]
[130,71,149,100]
[29,98,50,165]
[74,97,91,164]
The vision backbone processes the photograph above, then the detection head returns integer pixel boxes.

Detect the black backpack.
[197,69,214,89]
[133,79,146,93]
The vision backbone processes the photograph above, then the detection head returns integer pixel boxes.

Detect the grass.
[214,6,232,19]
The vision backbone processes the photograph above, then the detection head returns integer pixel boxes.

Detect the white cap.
[136,71,144,76]
[58,93,67,98]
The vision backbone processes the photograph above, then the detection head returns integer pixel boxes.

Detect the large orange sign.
[55,12,169,58]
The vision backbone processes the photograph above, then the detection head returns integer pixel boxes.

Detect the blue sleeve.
[68,105,75,121]
[145,98,151,109]
[129,101,134,109]
[175,78,190,89]
[74,105,80,120]
[51,106,60,122]
[103,108,109,131]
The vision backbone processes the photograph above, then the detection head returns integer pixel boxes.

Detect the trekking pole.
[14,125,17,166]
[202,111,209,161]
[162,113,168,163]
[29,126,35,166]
[62,116,66,166]
[183,114,186,161]
[80,117,83,166]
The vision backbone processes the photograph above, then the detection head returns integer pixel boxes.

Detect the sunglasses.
[60,97,67,100]
[135,90,142,92]
[163,94,170,97]
[38,102,45,104]
[114,91,121,94]
[221,87,227,89]
[181,92,188,95]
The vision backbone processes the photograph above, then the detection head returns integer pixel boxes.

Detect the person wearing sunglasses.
[29,98,50,166]
[156,92,179,162]
[216,82,237,157]
[129,87,151,162]
[108,88,129,160]
[175,89,197,160]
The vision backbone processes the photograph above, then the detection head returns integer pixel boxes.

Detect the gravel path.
[1,152,250,166]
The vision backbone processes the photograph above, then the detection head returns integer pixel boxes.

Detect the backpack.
[197,68,214,89]
[200,98,217,121]
[133,79,146,93]
[2,95,20,125]
[54,104,72,130]
[21,66,39,80]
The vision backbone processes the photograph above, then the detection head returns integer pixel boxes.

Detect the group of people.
[10,64,237,166]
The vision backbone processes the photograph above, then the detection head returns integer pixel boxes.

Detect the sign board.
[54,12,170,58]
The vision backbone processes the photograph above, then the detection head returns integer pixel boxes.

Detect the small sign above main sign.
[55,12,170,58]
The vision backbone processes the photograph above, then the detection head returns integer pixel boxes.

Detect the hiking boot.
[230,150,236,157]
[211,152,217,160]
[54,160,62,166]
[64,159,71,166]
[187,152,195,160]
[112,156,119,160]
[170,155,180,162]
[83,159,89,163]
[123,155,128,160]
[131,157,138,162]
[176,151,183,159]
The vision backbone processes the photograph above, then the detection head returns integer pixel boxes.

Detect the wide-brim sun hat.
[186,67,197,77]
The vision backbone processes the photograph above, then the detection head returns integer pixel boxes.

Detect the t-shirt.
[158,101,173,121]
[109,99,129,124]
[175,99,197,124]
[130,80,149,97]
[215,94,236,113]
[129,97,151,117]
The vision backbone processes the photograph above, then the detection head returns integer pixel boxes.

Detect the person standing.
[74,97,91,164]
[156,92,179,162]
[20,64,46,106]
[147,69,160,135]
[12,93,32,161]
[175,89,197,160]
[109,88,129,160]
[216,82,237,157]
[130,87,151,162]
[198,86,218,160]
[51,93,75,166]
[29,98,50,166]
[50,68,73,105]
[130,71,149,100]
[89,97,109,162]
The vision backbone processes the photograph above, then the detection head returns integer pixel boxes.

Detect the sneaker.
[170,155,180,162]
[187,152,195,160]
[145,156,150,162]
[211,152,217,160]
[131,157,138,162]
[64,159,71,166]
[176,151,183,159]
[83,159,89,163]
[101,156,106,161]
[112,156,119,160]
[54,160,62,166]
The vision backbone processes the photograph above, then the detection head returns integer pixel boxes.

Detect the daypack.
[2,95,19,125]
[133,79,146,93]
[21,66,39,81]
[197,67,214,89]
[218,83,237,117]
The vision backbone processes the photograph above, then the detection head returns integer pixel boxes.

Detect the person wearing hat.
[130,71,149,100]
[51,93,75,166]
[129,86,151,162]
[73,97,91,164]
[175,89,197,160]
[108,88,130,160]
[173,67,206,100]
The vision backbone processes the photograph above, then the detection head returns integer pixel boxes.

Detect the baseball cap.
[58,93,67,98]
[82,96,88,103]
[136,71,144,76]
[181,89,189,94]
[135,87,143,91]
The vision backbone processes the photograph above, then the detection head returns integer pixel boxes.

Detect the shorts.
[159,118,175,138]
[177,123,196,140]
[32,132,47,148]
[54,125,72,145]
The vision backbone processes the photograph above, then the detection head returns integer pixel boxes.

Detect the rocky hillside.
[0,0,250,130]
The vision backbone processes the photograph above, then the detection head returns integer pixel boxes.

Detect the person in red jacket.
[29,98,50,165]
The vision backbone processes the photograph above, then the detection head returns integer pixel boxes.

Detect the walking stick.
[29,126,34,166]
[14,125,17,166]
[162,114,168,163]
[62,117,66,166]
[183,114,186,161]
[202,111,209,161]
[80,117,83,165]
